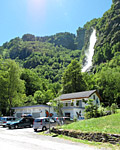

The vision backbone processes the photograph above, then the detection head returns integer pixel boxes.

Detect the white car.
[33,117,57,132]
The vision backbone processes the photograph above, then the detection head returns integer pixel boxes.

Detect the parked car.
[33,117,57,132]
[6,118,20,127]
[0,116,16,127]
[8,117,34,129]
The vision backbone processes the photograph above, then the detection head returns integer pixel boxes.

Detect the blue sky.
[0,0,112,46]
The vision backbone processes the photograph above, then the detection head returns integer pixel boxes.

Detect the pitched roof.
[60,90,97,100]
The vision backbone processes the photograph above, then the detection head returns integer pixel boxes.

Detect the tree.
[34,90,45,104]
[95,67,120,106]
[84,99,99,119]
[0,59,25,115]
[62,59,87,93]
[20,69,43,96]
[7,60,25,114]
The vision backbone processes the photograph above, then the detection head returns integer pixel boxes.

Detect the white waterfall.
[82,29,97,72]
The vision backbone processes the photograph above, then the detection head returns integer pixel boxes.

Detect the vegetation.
[62,110,120,134]
[84,99,118,119]
[62,59,87,93]
[0,59,25,115]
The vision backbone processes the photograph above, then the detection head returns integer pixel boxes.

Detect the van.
[33,117,57,132]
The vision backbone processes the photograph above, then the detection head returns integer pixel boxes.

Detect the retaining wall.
[51,128,120,145]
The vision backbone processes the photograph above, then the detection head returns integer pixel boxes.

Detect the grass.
[61,110,120,134]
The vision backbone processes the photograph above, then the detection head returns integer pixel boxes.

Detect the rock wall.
[51,128,120,145]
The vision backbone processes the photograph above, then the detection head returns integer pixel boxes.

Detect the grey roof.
[12,105,50,110]
[60,90,96,100]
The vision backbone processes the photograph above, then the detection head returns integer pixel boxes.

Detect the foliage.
[97,104,118,117]
[20,69,43,96]
[84,99,99,119]
[95,67,120,106]
[0,59,25,115]
[50,99,63,117]
[48,32,77,50]
[62,59,87,94]
[111,103,118,114]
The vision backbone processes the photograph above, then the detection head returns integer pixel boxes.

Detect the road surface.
[0,127,108,150]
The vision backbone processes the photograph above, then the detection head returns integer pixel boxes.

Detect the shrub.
[111,103,118,114]
[84,99,99,119]
[98,106,106,116]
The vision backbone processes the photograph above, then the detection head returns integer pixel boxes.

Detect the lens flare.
[27,0,46,23]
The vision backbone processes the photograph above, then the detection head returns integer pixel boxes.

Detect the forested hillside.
[93,0,120,65]
[0,0,120,115]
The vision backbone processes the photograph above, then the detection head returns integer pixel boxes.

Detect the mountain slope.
[93,0,120,65]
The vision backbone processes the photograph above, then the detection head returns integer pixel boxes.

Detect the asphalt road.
[0,127,108,150]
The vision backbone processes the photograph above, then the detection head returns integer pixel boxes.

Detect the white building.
[12,90,101,119]
[59,90,101,119]
[12,105,57,118]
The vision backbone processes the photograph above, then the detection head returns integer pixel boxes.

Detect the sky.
[0,0,112,46]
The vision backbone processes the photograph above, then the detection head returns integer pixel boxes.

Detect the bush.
[84,99,99,119]
[111,103,118,114]
[98,106,106,116]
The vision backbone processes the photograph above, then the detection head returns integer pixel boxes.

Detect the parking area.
[0,126,102,150]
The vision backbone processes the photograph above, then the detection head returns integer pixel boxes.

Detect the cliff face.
[76,27,86,50]
[93,1,120,65]
[76,1,120,67]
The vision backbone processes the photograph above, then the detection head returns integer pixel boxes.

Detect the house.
[12,105,57,118]
[58,90,101,120]
[12,90,101,120]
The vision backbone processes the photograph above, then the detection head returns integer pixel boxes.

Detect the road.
[0,127,108,150]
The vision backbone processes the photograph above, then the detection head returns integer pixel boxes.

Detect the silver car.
[33,117,57,132]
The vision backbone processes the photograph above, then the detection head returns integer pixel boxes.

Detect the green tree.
[0,59,25,115]
[34,90,45,104]
[7,60,25,114]
[84,99,99,119]
[62,59,87,93]
[20,69,43,96]
[95,67,120,106]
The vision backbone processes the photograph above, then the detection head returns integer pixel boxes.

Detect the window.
[65,113,70,117]
[71,102,74,106]
[79,100,82,107]
[93,95,95,100]
[45,119,49,122]
[65,103,68,107]
[96,98,99,104]
[76,101,79,106]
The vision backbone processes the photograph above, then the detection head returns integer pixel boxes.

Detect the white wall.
[14,106,56,118]
[60,92,101,119]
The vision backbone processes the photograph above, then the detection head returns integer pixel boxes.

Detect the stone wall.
[51,128,120,145]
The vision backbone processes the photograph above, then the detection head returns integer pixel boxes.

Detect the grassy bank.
[62,110,120,134]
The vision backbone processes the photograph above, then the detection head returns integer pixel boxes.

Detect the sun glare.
[27,0,46,22]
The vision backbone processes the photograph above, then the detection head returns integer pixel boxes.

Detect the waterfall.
[82,29,97,72]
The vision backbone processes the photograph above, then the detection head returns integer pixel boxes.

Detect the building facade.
[12,105,57,118]
[59,90,101,119]
[12,90,101,120]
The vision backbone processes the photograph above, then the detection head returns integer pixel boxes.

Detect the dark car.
[8,117,34,129]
